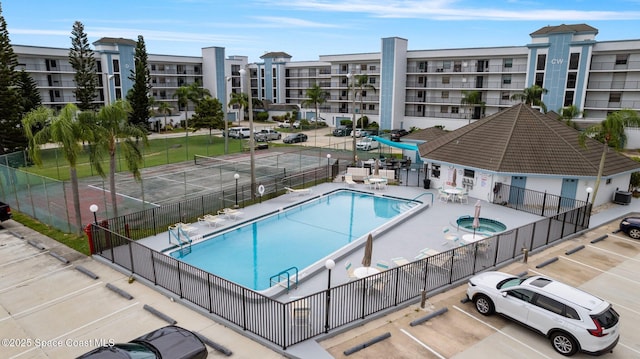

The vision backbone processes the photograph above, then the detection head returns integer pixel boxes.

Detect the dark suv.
[333,126,352,137]
[390,129,409,142]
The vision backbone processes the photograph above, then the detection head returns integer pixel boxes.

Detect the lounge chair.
[344,174,356,187]
[391,257,409,267]
[198,214,226,227]
[285,186,312,196]
[217,208,243,220]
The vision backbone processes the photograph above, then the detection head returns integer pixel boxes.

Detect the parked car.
[0,201,11,222]
[619,217,640,238]
[356,137,379,151]
[254,129,281,142]
[466,271,620,356]
[228,126,251,139]
[76,325,208,359]
[390,129,409,142]
[333,126,352,137]
[309,116,327,125]
[283,133,308,144]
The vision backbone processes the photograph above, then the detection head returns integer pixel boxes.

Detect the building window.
[151,64,156,71]
[536,54,546,71]
[503,58,513,68]
[417,105,423,111]
[369,77,376,84]
[451,106,459,114]
[441,91,449,99]
[368,104,375,110]
[369,65,376,71]
[443,61,451,70]
[564,91,574,107]
[502,75,511,85]
[442,76,450,84]
[440,105,448,113]
[535,73,544,87]
[341,64,348,72]
[112,59,120,73]
[418,61,427,72]
[431,164,441,178]
[615,54,629,65]
[463,169,475,178]
[609,92,621,103]
[567,72,577,88]
[418,76,425,84]
[569,53,580,70]
[501,91,510,100]
[361,90,367,98]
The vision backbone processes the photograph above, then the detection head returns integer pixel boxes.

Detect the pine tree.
[0,4,25,154]
[127,35,151,131]
[69,21,98,111]
[17,69,42,115]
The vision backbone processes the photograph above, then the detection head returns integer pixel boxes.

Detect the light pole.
[324,259,335,333]
[586,186,593,204]
[224,76,231,155]
[346,72,357,164]
[234,173,240,208]
[239,66,256,200]
[326,153,332,181]
[89,204,98,225]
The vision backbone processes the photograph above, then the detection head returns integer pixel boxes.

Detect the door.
[509,176,527,206]
[560,178,578,208]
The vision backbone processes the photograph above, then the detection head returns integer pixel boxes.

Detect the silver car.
[466,271,620,356]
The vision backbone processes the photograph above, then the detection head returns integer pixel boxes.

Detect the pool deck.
[139,182,545,300]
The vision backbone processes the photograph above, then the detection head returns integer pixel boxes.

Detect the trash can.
[423,179,431,189]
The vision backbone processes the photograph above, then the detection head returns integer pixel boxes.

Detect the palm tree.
[302,84,328,147]
[579,109,640,204]
[511,85,548,112]
[173,85,192,158]
[90,100,148,218]
[22,104,92,234]
[156,102,172,131]
[560,105,582,129]
[352,75,376,128]
[228,92,248,123]
[460,90,485,123]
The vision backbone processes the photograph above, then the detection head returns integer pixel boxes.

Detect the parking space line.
[400,328,446,359]
[607,233,639,243]
[0,265,72,293]
[0,251,48,268]
[558,256,640,286]
[587,244,640,263]
[10,301,140,359]
[0,282,103,322]
[618,343,640,356]
[452,305,554,359]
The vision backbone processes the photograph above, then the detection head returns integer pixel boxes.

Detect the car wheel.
[473,294,494,315]
[550,331,579,356]
[628,227,640,239]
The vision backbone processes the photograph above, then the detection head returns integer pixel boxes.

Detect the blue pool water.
[169,190,419,290]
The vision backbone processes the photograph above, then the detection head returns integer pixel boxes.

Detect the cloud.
[266,0,640,21]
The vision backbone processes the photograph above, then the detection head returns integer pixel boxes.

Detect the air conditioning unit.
[613,190,632,205]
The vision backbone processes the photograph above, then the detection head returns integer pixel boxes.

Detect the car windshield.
[114,343,157,359]
[497,276,528,290]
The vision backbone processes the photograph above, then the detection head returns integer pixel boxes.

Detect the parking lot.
[320,216,640,358]
[0,221,284,359]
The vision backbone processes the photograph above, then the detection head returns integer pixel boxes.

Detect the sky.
[4,0,640,62]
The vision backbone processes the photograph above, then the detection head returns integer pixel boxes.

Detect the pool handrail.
[411,192,434,206]
[270,266,299,292]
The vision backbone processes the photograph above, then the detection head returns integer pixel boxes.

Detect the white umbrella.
[473,200,482,237]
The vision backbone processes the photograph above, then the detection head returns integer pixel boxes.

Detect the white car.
[466,271,620,356]
[356,137,379,151]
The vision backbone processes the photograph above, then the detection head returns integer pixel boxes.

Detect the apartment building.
[12,23,640,131]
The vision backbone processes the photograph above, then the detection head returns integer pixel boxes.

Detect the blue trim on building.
[380,38,396,130]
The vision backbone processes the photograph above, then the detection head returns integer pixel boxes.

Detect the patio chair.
[363,177,373,189]
[218,208,243,220]
[438,190,450,203]
[344,174,356,187]
[375,260,390,271]
[345,261,357,281]
[198,214,226,227]
[457,191,469,204]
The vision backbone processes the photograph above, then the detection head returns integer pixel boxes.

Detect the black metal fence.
[89,186,591,350]
[492,182,590,220]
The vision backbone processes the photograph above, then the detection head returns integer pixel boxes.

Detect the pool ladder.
[168,226,192,256]
[269,267,299,292]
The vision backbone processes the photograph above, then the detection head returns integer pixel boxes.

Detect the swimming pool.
[169,190,420,291]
